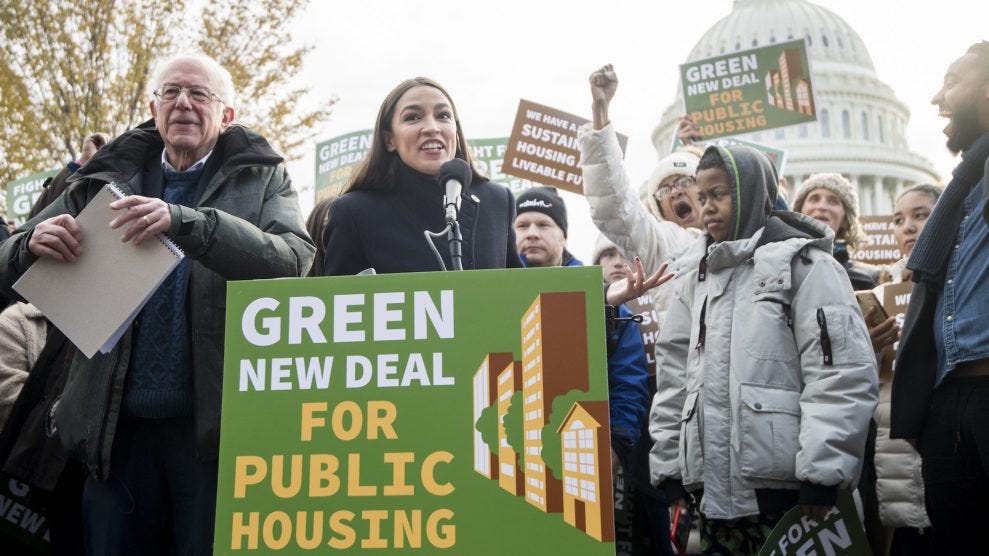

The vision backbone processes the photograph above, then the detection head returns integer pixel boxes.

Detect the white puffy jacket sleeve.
[578,122,698,275]
[792,255,879,489]
[648,276,693,485]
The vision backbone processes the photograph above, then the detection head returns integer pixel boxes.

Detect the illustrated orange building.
[778,48,804,112]
[558,401,614,542]
[497,360,525,495]
[765,48,814,116]
[472,352,515,480]
[519,292,588,513]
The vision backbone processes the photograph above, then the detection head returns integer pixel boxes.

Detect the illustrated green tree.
[503,391,526,464]
[474,403,499,456]
[0,0,332,189]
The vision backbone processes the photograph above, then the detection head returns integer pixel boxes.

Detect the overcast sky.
[280,0,985,261]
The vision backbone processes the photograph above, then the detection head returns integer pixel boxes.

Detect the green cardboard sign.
[6,169,58,227]
[757,490,871,556]
[670,134,788,176]
[314,130,373,201]
[0,473,51,554]
[314,133,537,200]
[710,137,788,175]
[468,137,539,197]
[214,267,617,554]
[680,39,816,140]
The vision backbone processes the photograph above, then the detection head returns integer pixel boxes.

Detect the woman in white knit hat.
[792,172,880,290]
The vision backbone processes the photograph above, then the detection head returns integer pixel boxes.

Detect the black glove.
[799,482,837,507]
[656,478,689,504]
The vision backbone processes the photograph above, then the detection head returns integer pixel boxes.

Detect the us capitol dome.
[651,0,939,215]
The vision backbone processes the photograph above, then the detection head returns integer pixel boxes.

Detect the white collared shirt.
[161,149,213,173]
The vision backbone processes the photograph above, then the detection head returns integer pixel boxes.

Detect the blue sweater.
[123,165,199,417]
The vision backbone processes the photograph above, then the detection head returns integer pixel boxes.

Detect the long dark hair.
[345,77,486,193]
[305,194,338,277]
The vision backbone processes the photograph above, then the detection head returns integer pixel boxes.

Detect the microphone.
[438,159,473,224]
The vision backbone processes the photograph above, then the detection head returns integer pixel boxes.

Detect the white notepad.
[14,183,185,358]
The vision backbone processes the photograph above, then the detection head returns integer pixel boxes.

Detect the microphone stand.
[447,219,463,271]
[424,200,465,272]
[443,198,464,271]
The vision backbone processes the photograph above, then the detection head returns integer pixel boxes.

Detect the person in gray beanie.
[592,234,629,284]
[792,172,879,290]
[792,173,867,250]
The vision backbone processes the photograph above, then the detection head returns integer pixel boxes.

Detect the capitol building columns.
[653,0,940,216]
[850,176,913,215]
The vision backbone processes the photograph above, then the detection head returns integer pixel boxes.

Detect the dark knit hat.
[516,186,568,237]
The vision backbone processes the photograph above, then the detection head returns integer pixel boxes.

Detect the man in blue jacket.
[513,186,650,461]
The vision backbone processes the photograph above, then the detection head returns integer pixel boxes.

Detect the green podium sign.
[214,267,617,554]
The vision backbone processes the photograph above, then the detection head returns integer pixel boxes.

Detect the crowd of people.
[0,40,986,555]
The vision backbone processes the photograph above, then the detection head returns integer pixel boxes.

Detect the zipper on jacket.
[95,347,123,479]
[816,307,834,366]
[695,297,707,350]
[698,254,707,282]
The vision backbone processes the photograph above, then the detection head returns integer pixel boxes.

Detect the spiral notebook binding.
[105,182,185,259]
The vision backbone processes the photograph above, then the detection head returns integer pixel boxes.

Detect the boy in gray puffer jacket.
[648,145,878,555]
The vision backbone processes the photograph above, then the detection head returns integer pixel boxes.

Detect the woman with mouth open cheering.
[321,77,521,276]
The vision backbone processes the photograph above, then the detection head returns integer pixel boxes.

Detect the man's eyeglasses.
[654,176,697,201]
[154,85,222,105]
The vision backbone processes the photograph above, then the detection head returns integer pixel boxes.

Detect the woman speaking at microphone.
[321,77,521,275]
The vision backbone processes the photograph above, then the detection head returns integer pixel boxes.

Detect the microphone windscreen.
[438,158,473,191]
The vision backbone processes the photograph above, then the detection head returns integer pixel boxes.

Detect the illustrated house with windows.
[795,79,815,115]
[497,360,525,495]
[473,352,515,480]
[519,292,588,513]
[558,401,614,542]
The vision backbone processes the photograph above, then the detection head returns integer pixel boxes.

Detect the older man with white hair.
[0,53,314,553]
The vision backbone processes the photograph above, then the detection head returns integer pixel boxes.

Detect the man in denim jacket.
[891,41,989,553]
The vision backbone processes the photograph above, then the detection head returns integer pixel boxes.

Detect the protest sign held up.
[315,132,537,199]
[5,170,58,227]
[314,130,373,200]
[503,100,627,194]
[469,137,538,196]
[680,39,817,140]
[854,215,901,266]
[757,490,870,556]
[672,132,789,176]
